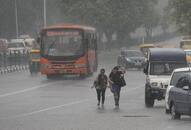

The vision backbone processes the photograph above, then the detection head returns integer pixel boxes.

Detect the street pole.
[43,0,47,27]
[15,0,19,38]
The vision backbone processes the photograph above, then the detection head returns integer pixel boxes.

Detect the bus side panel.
[87,49,96,73]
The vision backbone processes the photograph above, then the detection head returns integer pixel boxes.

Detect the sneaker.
[97,102,100,106]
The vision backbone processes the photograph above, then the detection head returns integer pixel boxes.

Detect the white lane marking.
[17,99,91,117]
[0,82,60,98]
[15,86,141,118]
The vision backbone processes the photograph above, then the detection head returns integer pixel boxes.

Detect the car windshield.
[170,71,191,86]
[125,51,143,57]
[150,62,186,75]
[8,42,24,48]
[42,30,83,57]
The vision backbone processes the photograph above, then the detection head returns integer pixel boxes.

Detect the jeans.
[112,84,121,106]
[96,89,106,104]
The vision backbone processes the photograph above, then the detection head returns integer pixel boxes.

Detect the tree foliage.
[0,0,60,38]
[60,0,160,44]
[168,0,191,35]
[0,0,161,43]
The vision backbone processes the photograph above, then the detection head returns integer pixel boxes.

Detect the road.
[0,38,191,130]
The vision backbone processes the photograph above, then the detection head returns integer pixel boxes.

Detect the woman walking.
[93,68,108,108]
[109,66,126,109]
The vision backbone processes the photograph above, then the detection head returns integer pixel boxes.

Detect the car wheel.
[145,85,154,107]
[171,103,181,120]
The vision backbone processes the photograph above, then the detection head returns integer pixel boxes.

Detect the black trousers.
[96,89,106,104]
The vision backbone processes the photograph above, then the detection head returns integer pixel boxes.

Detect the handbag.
[119,76,126,87]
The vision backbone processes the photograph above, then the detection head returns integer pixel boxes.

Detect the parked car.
[143,48,187,107]
[165,67,191,119]
[117,50,145,69]
[0,39,8,53]
[8,39,27,54]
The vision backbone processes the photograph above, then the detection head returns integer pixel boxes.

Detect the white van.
[143,48,187,107]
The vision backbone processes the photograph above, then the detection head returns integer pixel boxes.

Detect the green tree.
[168,0,191,35]
[60,0,159,46]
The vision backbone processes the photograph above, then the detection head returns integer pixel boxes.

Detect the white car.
[8,39,27,54]
[165,67,191,114]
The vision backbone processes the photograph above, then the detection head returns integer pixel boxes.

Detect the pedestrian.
[109,66,126,109]
[92,68,108,108]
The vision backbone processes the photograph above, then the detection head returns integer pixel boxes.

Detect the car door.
[188,89,191,115]
[172,85,189,113]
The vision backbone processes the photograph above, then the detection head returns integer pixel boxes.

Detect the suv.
[165,67,191,119]
[117,50,145,70]
[143,48,187,107]
[8,39,27,55]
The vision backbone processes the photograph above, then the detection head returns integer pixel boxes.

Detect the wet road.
[0,41,191,130]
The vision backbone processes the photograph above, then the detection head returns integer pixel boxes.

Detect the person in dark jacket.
[93,68,108,107]
[109,66,126,108]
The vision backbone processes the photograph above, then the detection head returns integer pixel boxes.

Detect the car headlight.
[126,58,132,62]
[151,82,158,87]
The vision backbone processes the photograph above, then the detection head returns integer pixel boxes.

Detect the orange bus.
[39,23,98,78]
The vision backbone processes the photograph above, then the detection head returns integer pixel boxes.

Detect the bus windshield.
[42,30,83,57]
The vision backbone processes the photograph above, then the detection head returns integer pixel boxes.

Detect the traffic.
[1,0,191,129]
[115,36,191,120]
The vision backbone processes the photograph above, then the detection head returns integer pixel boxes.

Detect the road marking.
[0,81,60,98]
[17,99,91,117]
[14,86,141,118]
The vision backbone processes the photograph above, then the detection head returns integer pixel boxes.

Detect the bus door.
[86,32,97,73]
